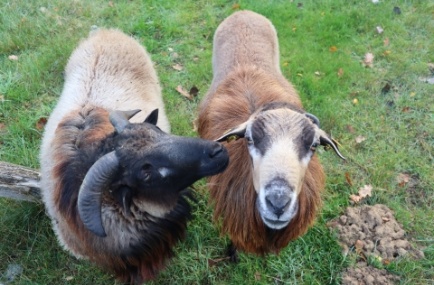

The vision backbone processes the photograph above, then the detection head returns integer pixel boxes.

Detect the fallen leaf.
[36,117,47,130]
[232,3,240,10]
[383,37,390,46]
[410,92,416,97]
[376,26,384,34]
[393,6,401,15]
[397,173,410,187]
[193,56,199,62]
[381,82,391,94]
[314,71,321,76]
[254,271,261,281]
[382,217,390,222]
[176,85,192,100]
[329,46,338,52]
[207,256,230,266]
[65,276,74,281]
[346,125,355,133]
[345,172,353,186]
[108,1,114,7]
[428,63,434,74]
[350,194,362,203]
[8,55,19,61]
[352,98,359,105]
[383,259,391,265]
[355,239,364,252]
[363,53,374,68]
[337,68,344,78]
[189,86,199,97]
[383,50,391,56]
[283,62,289,67]
[0,123,6,131]
[358,184,372,198]
[172,63,183,71]
[402,106,410,112]
[355,135,366,144]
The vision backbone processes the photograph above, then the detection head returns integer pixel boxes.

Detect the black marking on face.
[250,117,271,156]
[297,122,316,160]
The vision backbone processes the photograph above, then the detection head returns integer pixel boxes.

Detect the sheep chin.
[256,197,298,230]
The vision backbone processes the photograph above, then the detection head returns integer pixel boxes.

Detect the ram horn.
[318,130,346,160]
[78,151,120,237]
[109,109,141,133]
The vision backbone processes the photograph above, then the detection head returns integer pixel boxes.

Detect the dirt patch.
[329,204,424,284]
[341,262,400,285]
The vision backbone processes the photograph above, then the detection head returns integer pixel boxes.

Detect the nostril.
[209,143,223,158]
[265,194,291,218]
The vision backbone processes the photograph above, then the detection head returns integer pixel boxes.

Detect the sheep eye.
[142,164,152,181]
[310,142,319,151]
[246,136,254,145]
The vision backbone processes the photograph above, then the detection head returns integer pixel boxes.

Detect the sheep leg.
[226,241,239,263]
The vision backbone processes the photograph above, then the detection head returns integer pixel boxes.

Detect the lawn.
[0,0,433,284]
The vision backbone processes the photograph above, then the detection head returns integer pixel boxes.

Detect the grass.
[1,0,433,284]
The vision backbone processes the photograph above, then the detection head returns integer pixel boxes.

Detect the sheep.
[39,28,229,284]
[197,11,345,257]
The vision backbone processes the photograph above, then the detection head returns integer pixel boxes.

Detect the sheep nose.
[265,193,291,218]
[209,142,224,158]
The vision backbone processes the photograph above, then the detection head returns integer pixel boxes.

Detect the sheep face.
[78,109,229,237]
[216,105,344,230]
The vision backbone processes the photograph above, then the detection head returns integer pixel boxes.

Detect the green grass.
[1,0,433,284]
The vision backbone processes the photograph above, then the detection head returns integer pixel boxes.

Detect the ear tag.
[226,135,239,143]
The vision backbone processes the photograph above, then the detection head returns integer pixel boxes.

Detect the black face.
[113,123,229,205]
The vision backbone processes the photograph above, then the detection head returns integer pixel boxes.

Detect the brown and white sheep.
[197,11,344,256]
[40,29,229,284]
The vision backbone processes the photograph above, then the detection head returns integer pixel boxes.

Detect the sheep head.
[78,109,229,237]
[216,103,344,230]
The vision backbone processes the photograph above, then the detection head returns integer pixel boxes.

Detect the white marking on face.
[158,167,171,178]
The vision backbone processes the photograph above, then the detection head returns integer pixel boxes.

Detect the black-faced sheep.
[197,11,344,256]
[40,29,229,284]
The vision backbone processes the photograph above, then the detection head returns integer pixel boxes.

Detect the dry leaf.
[36,117,48,130]
[0,123,6,131]
[172,63,183,71]
[355,135,366,144]
[329,46,338,52]
[396,173,410,187]
[382,217,390,222]
[376,26,384,34]
[345,172,353,186]
[350,194,362,203]
[355,240,364,252]
[337,68,344,78]
[193,56,199,62]
[8,55,19,61]
[352,98,359,105]
[383,37,390,46]
[232,3,240,10]
[358,185,372,198]
[363,53,374,68]
[346,125,355,133]
[189,86,199,97]
[108,1,114,7]
[65,276,74,281]
[314,71,321,76]
[175,85,192,100]
[254,272,261,281]
[402,106,410,112]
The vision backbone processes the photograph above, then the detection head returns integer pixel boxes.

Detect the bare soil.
[329,204,424,285]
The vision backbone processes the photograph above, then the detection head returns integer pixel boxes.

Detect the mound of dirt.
[341,262,400,285]
[331,204,424,260]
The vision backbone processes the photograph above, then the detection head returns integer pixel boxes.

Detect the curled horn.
[77,151,120,237]
[109,109,141,133]
[305,113,320,127]
[318,129,346,160]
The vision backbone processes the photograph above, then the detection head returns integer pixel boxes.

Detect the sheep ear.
[110,109,141,133]
[78,151,120,237]
[318,129,346,160]
[305,113,320,127]
[215,121,248,143]
[144,109,159,125]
